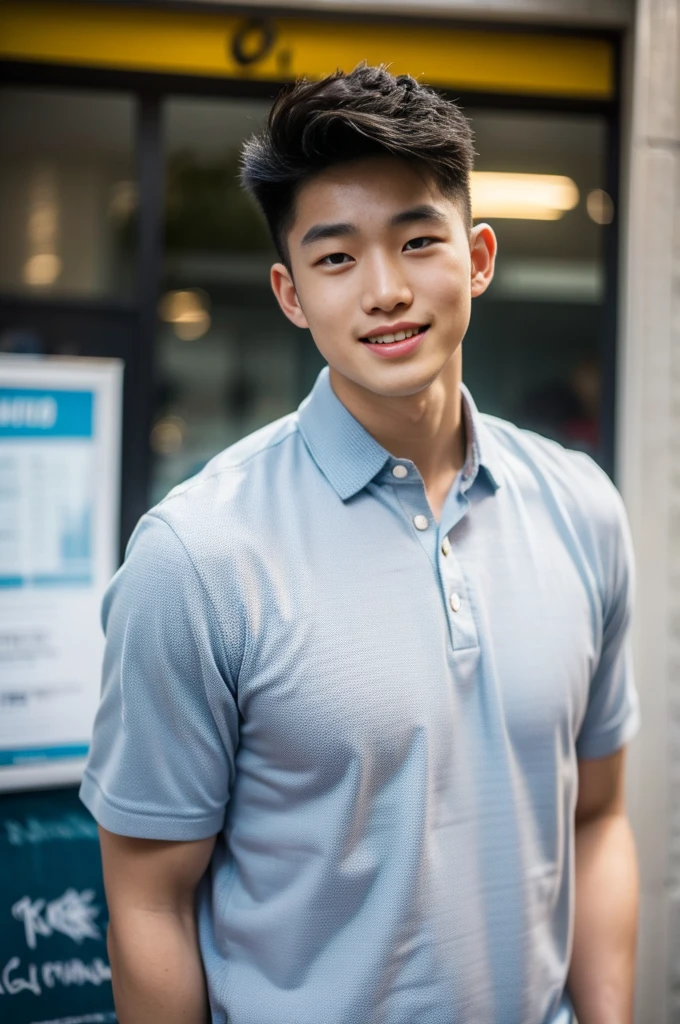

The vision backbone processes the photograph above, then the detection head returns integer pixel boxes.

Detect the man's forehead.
[290,157,453,236]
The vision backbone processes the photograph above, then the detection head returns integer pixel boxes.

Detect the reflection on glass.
[0,87,137,299]
[470,171,579,220]
[465,110,609,461]
[152,98,612,503]
[586,189,614,225]
[152,97,312,506]
[158,289,211,340]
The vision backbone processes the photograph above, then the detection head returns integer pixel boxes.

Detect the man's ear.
[270,263,309,329]
[469,223,497,298]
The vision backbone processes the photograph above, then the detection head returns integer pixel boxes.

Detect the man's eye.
[404,237,434,251]
[320,253,353,266]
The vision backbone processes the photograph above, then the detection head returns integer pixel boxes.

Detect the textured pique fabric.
[81,367,639,1024]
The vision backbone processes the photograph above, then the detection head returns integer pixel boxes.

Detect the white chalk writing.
[0,956,111,999]
[12,889,101,949]
[41,958,111,989]
[4,814,98,846]
[0,956,41,997]
[30,1014,117,1024]
[11,898,51,949]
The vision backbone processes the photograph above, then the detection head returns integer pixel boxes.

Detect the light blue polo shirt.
[81,367,639,1024]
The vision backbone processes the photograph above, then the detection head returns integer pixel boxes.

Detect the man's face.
[271,156,496,399]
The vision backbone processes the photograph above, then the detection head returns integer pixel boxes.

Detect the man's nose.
[361,253,413,314]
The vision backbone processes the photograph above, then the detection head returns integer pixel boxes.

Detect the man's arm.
[99,826,217,1024]
[567,748,638,1024]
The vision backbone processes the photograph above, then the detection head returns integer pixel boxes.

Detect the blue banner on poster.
[0,389,93,439]
[0,746,90,767]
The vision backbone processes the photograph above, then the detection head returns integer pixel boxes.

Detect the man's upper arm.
[98,826,217,917]
[575,748,627,825]
[575,483,640,761]
[80,512,240,842]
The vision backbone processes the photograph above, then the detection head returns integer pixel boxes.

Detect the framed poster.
[0,356,122,792]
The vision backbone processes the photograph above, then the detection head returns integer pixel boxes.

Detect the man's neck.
[329,354,466,521]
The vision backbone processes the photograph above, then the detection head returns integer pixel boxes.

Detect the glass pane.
[152,98,612,502]
[152,96,314,505]
[0,87,137,299]
[465,110,609,461]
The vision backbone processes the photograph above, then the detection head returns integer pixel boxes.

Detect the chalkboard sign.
[0,788,116,1024]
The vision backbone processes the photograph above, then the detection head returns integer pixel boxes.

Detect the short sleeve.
[80,513,240,840]
[575,489,640,760]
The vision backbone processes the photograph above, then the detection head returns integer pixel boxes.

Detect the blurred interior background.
[0,30,618,541]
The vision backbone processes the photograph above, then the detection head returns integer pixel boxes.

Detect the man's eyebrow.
[299,205,446,247]
[300,222,358,246]
[390,204,449,228]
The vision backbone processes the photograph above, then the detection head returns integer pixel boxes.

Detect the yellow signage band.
[0,3,615,101]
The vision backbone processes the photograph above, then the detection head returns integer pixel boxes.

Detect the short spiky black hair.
[240,63,475,264]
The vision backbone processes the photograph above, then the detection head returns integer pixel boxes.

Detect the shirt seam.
[576,705,639,750]
[81,768,222,824]
[157,418,300,510]
[146,511,248,689]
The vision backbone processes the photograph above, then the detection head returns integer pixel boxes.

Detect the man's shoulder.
[159,411,299,511]
[135,412,302,560]
[481,412,626,536]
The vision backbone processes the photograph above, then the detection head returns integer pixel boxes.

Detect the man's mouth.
[359,325,430,345]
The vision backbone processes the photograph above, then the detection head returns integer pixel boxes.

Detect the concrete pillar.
[618,1,680,1020]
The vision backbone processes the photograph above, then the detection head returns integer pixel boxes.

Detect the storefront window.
[465,110,609,459]
[152,96,309,505]
[0,87,137,300]
[151,96,612,503]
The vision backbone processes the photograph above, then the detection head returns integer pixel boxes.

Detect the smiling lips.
[361,324,427,345]
[359,323,430,358]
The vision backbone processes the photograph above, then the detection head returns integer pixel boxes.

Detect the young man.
[81,65,640,1024]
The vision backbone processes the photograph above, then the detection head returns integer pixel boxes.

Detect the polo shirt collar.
[298,368,389,500]
[298,367,503,501]
[459,382,504,493]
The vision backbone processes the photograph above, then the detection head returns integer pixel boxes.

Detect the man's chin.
[329,360,451,401]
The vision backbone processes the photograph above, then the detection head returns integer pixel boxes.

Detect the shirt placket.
[438,511,478,652]
[385,459,479,653]
[386,459,438,564]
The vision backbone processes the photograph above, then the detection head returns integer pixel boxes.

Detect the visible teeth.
[366,326,423,344]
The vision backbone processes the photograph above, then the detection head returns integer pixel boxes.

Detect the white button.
[392,464,408,479]
[413,514,429,531]
[441,537,451,557]
[449,592,461,613]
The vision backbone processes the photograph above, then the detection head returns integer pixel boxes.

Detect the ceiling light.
[150,415,186,455]
[471,172,579,221]
[586,189,614,225]
[492,259,603,302]
[23,253,62,286]
[158,289,211,340]
[109,180,138,223]
[173,312,211,341]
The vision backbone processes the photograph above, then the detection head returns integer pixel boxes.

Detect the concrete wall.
[618,1,680,1020]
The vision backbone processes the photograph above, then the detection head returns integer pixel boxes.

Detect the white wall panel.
[619,0,680,1020]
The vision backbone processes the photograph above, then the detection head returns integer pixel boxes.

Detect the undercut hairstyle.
[240,63,475,265]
